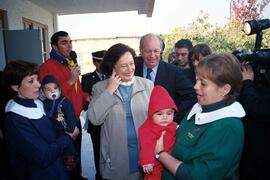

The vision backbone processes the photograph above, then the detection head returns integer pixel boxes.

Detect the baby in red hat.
[139,85,178,180]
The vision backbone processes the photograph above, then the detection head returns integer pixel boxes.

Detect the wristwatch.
[155,150,165,159]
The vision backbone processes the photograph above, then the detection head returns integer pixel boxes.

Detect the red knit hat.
[148,85,178,117]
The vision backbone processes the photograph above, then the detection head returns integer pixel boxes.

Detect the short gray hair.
[139,33,162,50]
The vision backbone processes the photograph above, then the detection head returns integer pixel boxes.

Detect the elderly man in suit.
[135,33,197,123]
[81,50,106,180]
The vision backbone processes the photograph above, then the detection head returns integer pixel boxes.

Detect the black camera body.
[233,19,270,87]
[234,49,270,66]
[234,49,270,86]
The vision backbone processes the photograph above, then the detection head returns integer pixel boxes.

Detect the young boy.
[41,75,79,170]
[139,85,178,180]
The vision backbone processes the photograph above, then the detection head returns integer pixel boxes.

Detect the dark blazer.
[81,70,102,134]
[135,57,197,123]
[43,96,77,133]
[82,71,102,96]
[81,70,104,176]
[239,80,270,180]
[5,98,70,180]
[171,62,196,85]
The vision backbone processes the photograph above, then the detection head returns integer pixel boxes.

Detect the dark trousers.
[0,139,15,180]
[69,120,83,180]
[88,122,103,180]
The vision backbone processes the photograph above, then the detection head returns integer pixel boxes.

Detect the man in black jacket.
[81,50,106,180]
[135,33,197,123]
[82,50,106,96]
[239,65,270,180]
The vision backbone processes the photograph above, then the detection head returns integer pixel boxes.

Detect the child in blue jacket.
[41,75,79,170]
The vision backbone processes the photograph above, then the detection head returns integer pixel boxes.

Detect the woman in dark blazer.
[3,60,72,180]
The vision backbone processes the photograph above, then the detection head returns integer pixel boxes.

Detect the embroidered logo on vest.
[187,132,194,139]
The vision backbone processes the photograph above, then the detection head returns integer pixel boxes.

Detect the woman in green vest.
[155,53,245,180]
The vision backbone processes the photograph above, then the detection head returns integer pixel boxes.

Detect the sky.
[58,0,270,39]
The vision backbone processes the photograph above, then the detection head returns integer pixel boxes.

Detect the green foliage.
[163,12,270,61]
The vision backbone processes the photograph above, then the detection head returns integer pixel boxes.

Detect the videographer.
[239,64,270,180]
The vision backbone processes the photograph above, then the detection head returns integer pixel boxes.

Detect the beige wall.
[0,0,56,67]
[0,0,55,37]
[73,36,141,75]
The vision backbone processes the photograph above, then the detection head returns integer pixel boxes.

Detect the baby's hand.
[143,164,154,174]
[66,127,80,140]
[71,127,80,139]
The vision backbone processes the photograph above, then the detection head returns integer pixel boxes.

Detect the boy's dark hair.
[3,60,38,96]
[174,39,193,51]
[159,37,165,52]
[101,43,136,76]
[189,43,212,61]
[50,31,69,46]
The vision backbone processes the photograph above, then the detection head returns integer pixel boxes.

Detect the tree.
[162,10,270,61]
[163,12,214,60]
[231,0,270,20]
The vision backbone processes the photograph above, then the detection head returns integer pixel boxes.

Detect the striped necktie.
[101,75,105,80]
[146,68,153,81]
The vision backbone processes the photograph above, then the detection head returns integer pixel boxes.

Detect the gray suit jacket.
[87,76,153,179]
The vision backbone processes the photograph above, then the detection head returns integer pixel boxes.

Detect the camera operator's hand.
[242,64,254,81]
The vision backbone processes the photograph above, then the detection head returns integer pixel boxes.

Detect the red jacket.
[139,120,177,165]
[39,58,88,119]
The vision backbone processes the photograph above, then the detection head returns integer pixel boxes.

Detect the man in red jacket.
[39,31,89,180]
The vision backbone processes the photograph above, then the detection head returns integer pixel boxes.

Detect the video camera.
[233,19,270,86]
[233,49,270,66]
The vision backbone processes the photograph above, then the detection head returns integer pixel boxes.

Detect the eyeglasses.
[143,49,161,55]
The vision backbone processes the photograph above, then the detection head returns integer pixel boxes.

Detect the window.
[23,18,49,61]
[0,9,8,68]
[0,9,8,30]
[0,11,4,30]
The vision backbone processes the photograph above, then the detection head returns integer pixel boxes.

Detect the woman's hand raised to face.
[106,70,122,95]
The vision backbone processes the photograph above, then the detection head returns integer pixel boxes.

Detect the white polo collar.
[187,101,245,125]
[5,99,46,119]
